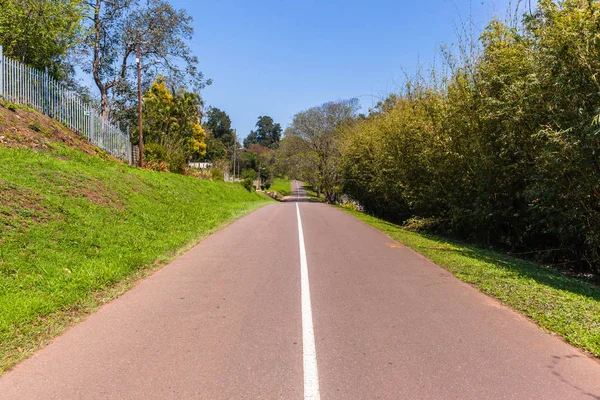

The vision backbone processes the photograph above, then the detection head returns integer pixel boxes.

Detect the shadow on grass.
[301,184,325,203]
[353,211,600,303]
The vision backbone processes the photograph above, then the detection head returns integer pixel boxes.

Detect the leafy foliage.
[83,0,209,119]
[241,177,254,192]
[0,0,85,81]
[210,168,224,181]
[341,0,600,277]
[204,107,235,148]
[142,77,206,172]
[282,99,360,203]
[204,136,227,161]
[241,168,258,181]
[244,116,282,148]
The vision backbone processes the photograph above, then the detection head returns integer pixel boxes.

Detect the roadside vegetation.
[270,178,291,197]
[303,185,324,203]
[0,105,270,373]
[343,208,600,357]
[278,0,600,281]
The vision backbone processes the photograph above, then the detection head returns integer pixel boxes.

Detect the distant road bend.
[1,181,600,399]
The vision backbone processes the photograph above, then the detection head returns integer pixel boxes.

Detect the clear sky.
[172,0,513,140]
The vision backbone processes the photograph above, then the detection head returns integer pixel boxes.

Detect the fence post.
[89,107,94,143]
[0,45,4,98]
[0,46,131,161]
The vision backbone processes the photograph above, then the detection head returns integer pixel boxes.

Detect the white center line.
[296,202,321,400]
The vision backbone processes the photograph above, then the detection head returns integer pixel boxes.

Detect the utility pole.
[136,43,143,167]
[233,129,237,181]
[237,147,241,178]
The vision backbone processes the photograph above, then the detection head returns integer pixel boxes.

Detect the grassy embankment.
[270,178,292,197]
[342,208,600,358]
[0,104,271,372]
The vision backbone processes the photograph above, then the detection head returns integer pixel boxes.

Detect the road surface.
[1,181,600,399]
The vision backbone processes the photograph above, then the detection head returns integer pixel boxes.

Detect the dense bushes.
[241,178,255,192]
[142,77,207,173]
[210,168,224,181]
[341,0,600,277]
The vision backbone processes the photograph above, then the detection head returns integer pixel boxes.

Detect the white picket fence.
[0,46,132,163]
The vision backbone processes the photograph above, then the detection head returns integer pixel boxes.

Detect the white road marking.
[296,202,321,400]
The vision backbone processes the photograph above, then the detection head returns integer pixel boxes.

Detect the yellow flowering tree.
[143,77,206,172]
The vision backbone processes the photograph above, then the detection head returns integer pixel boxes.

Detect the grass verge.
[0,144,270,373]
[270,178,292,197]
[341,208,600,358]
[302,184,324,202]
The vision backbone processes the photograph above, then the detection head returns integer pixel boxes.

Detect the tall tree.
[83,0,209,120]
[204,107,235,148]
[284,99,360,202]
[204,136,227,161]
[0,0,85,81]
[244,115,282,148]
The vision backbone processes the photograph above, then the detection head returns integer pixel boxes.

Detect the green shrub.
[242,168,258,181]
[341,202,359,212]
[166,151,186,174]
[340,1,600,277]
[143,143,185,174]
[241,177,255,192]
[143,142,167,163]
[210,168,224,181]
[264,182,271,190]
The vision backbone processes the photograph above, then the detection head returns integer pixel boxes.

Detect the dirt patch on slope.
[0,104,107,157]
[35,172,124,210]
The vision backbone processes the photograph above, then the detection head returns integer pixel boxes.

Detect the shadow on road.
[284,181,311,203]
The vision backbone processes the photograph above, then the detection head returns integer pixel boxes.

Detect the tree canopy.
[204,107,235,149]
[338,0,600,277]
[0,0,85,81]
[83,0,209,119]
[244,116,282,148]
[282,99,359,202]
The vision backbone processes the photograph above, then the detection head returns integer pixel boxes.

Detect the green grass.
[302,184,324,202]
[0,144,270,372]
[342,208,600,358]
[270,178,292,196]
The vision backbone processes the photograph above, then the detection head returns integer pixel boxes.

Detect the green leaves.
[0,0,85,81]
[244,116,282,149]
[142,77,205,172]
[340,0,600,277]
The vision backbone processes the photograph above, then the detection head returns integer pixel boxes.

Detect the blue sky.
[172,0,513,139]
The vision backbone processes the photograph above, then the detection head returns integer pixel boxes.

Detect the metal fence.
[0,46,132,163]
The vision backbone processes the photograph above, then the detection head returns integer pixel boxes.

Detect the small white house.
[188,162,213,170]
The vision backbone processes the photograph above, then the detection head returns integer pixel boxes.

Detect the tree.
[204,107,235,148]
[245,143,274,183]
[244,116,282,148]
[83,0,209,120]
[284,99,360,202]
[204,136,227,161]
[338,0,600,277]
[143,76,206,172]
[0,0,85,81]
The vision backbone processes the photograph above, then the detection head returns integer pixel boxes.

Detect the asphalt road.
[1,181,600,399]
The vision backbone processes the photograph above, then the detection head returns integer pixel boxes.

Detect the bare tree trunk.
[100,90,109,121]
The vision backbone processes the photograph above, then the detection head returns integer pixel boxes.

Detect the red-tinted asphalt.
[1,181,600,399]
